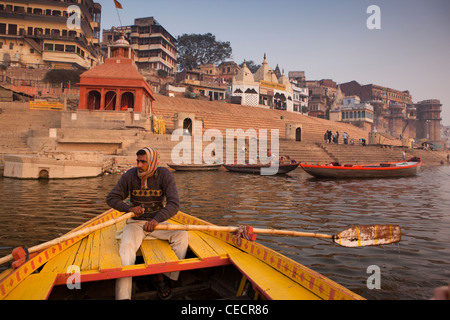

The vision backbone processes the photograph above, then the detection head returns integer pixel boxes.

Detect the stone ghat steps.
[278,141,335,164]
[0,131,32,153]
[320,144,404,164]
[0,102,61,131]
[152,94,402,147]
[119,134,336,168]
[317,143,449,166]
[410,149,448,165]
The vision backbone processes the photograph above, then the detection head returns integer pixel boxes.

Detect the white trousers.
[115,219,189,300]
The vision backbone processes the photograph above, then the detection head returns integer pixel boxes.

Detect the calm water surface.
[1,165,449,300]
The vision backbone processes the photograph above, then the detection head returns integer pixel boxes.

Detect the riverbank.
[0,95,448,178]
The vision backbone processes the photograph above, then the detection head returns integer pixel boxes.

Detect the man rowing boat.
[106,147,188,300]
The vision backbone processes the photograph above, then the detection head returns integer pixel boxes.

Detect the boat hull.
[0,209,364,300]
[223,163,300,175]
[300,161,422,179]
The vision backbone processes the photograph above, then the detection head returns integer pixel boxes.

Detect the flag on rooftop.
[114,0,123,9]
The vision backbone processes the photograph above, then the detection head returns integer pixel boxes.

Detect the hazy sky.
[98,0,450,125]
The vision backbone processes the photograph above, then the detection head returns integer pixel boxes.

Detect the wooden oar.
[154,224,401,248]
[0,211,400,266]
[0,212,136,266]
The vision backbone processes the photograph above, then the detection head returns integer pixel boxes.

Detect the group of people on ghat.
[324,130,351,145]
[324,130,366,146]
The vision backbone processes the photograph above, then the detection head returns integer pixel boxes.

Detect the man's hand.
[144,219,159,233]
[130,206,145,217]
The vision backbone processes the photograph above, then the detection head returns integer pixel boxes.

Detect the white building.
[231,54,294,111]
[331,95,374,130]
[292,84,309,114]
[230,60,259,107]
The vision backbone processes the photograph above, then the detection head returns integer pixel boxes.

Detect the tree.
[239,60,260,74]
[43,69,82,85]
[176,33,232,71]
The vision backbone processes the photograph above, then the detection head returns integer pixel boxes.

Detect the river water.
[1,165,449,300]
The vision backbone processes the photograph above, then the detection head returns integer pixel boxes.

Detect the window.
[44,43,54,51]
[8,24,17,35]
[65,45,75,52]
[55,44,64,52]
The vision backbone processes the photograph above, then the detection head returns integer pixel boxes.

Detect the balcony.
[42,51,89,69]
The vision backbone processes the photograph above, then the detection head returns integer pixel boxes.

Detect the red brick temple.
[77,36,155,113]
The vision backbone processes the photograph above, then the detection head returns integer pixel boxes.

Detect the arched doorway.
[87,90,101,110]
[104,91,116,110]
[296,127,302,141]
[120,92,134,111]
[183,118,192,135]
[38,169,49,179]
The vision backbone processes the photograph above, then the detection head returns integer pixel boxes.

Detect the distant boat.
[168,163,223,171]
[299,158,422,179]
[223,162,300,175]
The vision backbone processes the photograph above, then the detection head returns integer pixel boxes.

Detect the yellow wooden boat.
[0,209,364,300]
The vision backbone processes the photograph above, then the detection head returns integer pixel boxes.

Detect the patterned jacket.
[106,166,180,223]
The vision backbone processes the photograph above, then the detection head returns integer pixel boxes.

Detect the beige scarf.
[137,147,160,189]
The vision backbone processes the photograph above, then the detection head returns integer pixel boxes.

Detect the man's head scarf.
[137,147,159,189]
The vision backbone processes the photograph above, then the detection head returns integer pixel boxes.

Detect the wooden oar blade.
[333,225,401,247]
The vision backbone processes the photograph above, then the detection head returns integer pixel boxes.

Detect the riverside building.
[231,54,295,112]
[0,0,103,69]
[102,17,177,75]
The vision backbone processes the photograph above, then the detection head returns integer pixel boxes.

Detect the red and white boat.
[299,158,422,179]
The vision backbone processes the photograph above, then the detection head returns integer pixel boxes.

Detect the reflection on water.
[1,165,449,300]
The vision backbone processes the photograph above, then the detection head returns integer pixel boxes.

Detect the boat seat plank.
[4,273,57,300]
[89,229,101,271]
[99,224,122,272]
[228,251,320,300]
[40,241,82,274]
[81,230,101,271]
[80,233,94,271]
[187,231,224,260]
[72,237,88,269]
[140,239,179,267]
[192,231,232,257]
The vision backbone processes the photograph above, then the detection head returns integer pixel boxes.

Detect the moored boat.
[223,162,300,175]
[299,158,422,179]
[0,209,364,300]
[168,163,223,171]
